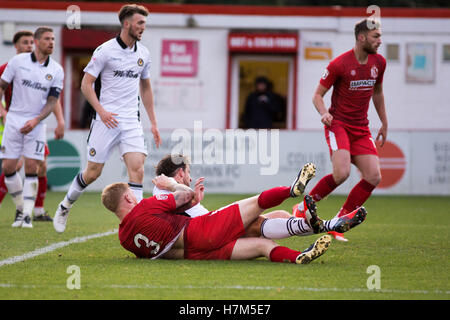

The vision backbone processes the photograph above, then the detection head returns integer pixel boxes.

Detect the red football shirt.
[0,63,12,110]
[118,194,191,259]
[320,49,386,127]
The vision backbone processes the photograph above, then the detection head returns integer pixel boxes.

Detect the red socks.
[339,179,375,216]
[0,172,7,203]
[269,246,301,263]
[309,174,338,202]
[34,176,48,208]
[257,186,290,209]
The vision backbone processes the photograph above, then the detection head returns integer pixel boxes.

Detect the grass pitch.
[0,192,449,300]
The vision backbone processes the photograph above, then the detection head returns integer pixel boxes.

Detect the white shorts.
[0,113,47,161]
[86,119,148,163]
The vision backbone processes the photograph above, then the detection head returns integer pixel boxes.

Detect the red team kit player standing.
[294,18,387,242]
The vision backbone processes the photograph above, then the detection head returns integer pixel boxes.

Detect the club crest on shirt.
[351,70,356,76]
[89,148,96,156]
[156,194,168,200]
[322,69,329,80]
[45,74,53,81]
[371,65,378,79]
[137,58,144,67]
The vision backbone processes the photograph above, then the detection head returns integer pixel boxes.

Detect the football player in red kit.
[101,163,368,264]
[294,18,387,242]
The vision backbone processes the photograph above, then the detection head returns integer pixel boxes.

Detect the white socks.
[62,173,88,208]
[260,217,314,239]
[128,182,143,203]
[4,172,23,212]
[22,175,38,216]
[322,217,341,232]
[260,216,343,239]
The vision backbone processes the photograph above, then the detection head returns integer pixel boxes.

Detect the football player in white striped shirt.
[0,27,64,228]
[54,4,161,233]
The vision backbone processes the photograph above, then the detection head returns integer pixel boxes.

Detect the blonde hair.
[101,182,129,213]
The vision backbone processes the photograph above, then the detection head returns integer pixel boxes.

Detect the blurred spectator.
[242,76,282,129]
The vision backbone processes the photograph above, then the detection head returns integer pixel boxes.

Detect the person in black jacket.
[243,76,282,129]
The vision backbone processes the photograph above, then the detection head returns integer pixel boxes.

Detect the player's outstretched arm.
[140,78,161,148]
[373,83,388,147]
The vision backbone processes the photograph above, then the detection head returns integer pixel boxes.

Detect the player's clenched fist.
[321,112,333,127]
[152,174,177,191]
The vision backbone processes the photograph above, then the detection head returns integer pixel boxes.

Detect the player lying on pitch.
[101,163,367,264]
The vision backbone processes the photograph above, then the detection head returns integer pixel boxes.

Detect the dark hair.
[354,18,381,40]
[156,154,190,177]
[255,76,269,85]
[13,30,34,44]
[118,4,149,25]
[34,26,53,40]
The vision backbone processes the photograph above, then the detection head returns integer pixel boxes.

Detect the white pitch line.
[0,229,118,268]
[0,283,448,296]
[107,284,450,296]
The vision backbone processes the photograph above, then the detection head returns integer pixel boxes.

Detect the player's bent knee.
[2,160,17,175]
[84,163,104,183]
[368,172,382,186]
[24,159,40,175]
[333,169,350,185]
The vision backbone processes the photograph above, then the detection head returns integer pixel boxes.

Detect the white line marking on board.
[0,229,118,268]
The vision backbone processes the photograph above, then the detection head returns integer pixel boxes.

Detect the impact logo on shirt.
[156,194,168,200]
[113,70,139,78]
[349,79,377,90]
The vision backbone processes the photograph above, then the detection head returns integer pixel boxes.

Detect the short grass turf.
[0,192,449,300]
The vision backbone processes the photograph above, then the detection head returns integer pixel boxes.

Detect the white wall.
[0,8,449,133]
[52,130,450,195]
[143,27,229,130]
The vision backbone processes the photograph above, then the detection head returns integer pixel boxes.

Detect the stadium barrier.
[46,129,450,195]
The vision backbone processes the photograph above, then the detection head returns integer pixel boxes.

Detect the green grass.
[0,192,449,300]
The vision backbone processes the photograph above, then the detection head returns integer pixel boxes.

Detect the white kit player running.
[0,27,63,228]
[54,4,161,233]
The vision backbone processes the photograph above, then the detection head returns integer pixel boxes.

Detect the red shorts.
[324,120,378,157]
[44,143,50,157]
[184,204,245,260]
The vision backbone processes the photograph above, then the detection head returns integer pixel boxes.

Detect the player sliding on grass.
[101,163,367,264]
[153,153,293,238]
